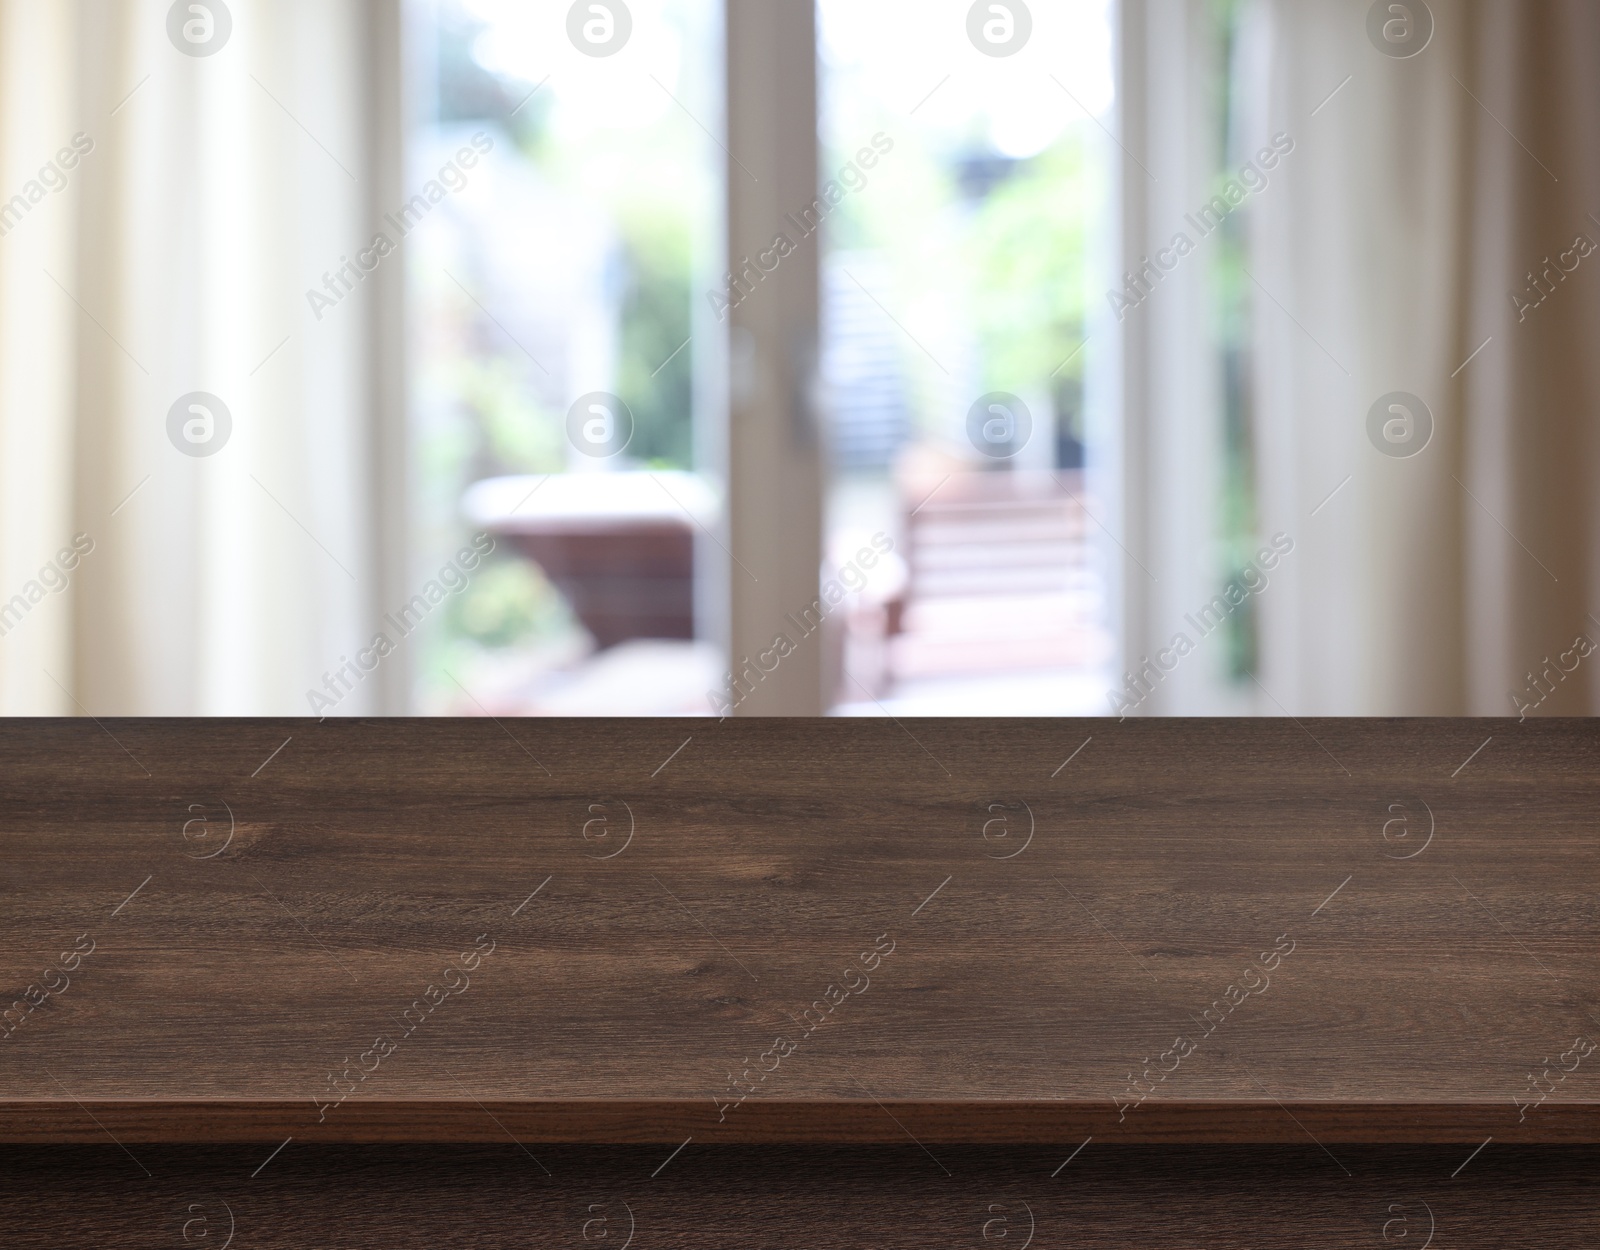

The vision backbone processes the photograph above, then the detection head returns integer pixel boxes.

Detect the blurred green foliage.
[450,557,574,648]
[969,136,1096,398]
[615,211,694,468]
[1211,0,1260,682]
[454,355,565,475]
[825,124,1100,451]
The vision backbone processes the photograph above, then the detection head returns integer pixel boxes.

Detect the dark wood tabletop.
[3,718,1596,1144]
[16,1144,1600,1248]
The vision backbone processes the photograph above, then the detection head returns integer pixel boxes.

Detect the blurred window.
[404,0,1115,715]
[817,0,1116,714]
[406,0,724,714]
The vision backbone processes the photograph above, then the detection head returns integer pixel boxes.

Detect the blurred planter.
[462,471,719,650]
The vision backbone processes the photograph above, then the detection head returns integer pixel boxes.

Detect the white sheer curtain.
[1250,0,1600,715]
[0,0,401,715]
[1113,0,1254,714]
[1119,0,1600,715]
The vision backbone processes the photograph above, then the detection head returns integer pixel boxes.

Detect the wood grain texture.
[2,1145,1594,1247]
[2,718,1597,1143]
[2,1099,1599,1145]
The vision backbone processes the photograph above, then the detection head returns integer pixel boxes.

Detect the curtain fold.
[0,0,395,715]
[1457,0,1600,716]
[1245,0,1600,714]
[0,1,78,712]
[1112,0,1249,716]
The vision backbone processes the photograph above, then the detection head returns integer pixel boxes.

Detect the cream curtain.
[1249,0,1600,715]
[0,0,400,715]
[1117,0,1600,716]
[1112,0,1256,714]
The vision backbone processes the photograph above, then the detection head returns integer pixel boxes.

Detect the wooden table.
[3,718,1596,1243]
[6,717,1593,1241]
[10,1143,1598,1247]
